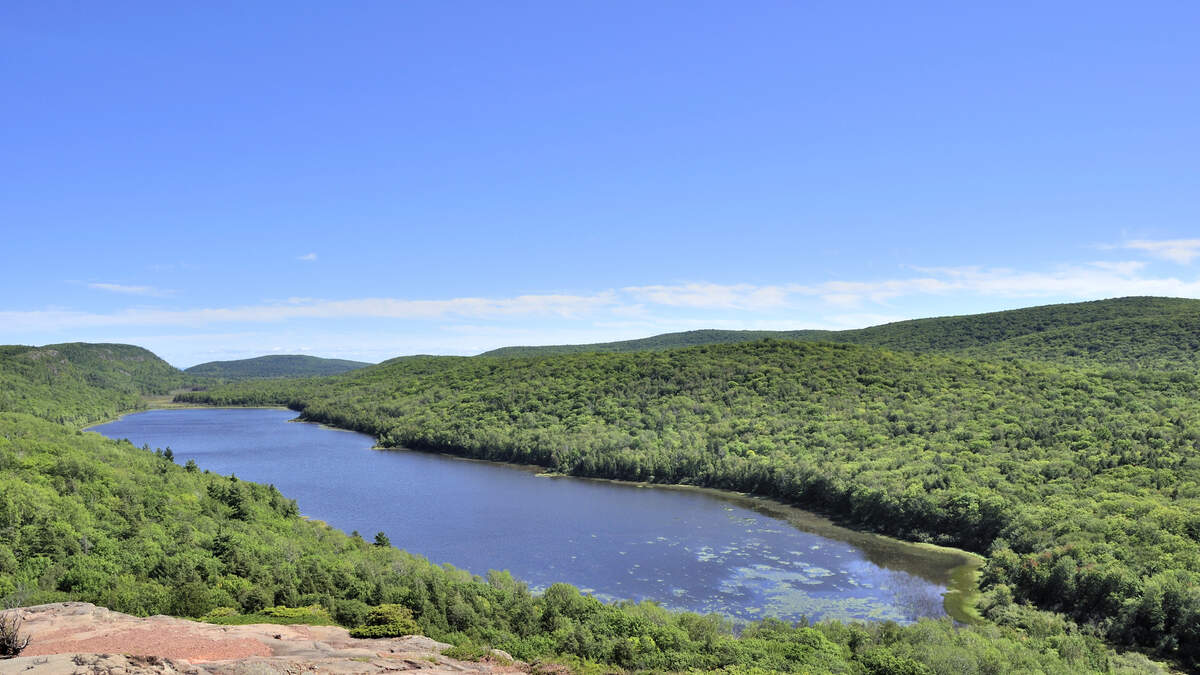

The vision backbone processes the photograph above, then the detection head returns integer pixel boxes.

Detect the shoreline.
[144,403,986,624]
[82,396,292,431]
[378,448,985,624]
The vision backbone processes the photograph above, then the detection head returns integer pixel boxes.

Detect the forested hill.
[481,296,1200,369]
[4,411,1161,672]
[181,339,1200,666]
[0,348,1165,670]
[960,312,1200,370]
[186,354,372,379]
[480,328,834,358]
[0,342,187,425]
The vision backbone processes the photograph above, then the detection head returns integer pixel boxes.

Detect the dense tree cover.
[479,329,825,358]
[482,297,1200,370]
[825,296,1200,360]
[185,354,372,380]
[182,339,1200,666]
[962,314,1200,371]
[0,343,189,426]
[0,412,1168,672]
[0,413,1166,667]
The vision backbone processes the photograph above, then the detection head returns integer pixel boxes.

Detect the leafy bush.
[349,603,421,638]
[261,604,330,620]
[441,641,490,661]
[331,598,370,627]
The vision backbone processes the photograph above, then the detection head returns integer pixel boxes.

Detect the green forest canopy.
[0,342,188,426]
[6,296,1200,671]
[185,354,372,380]
[2,410,1166,672]
[481,296,1200,371]
[184,300,1200,667]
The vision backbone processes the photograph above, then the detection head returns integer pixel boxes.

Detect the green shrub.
[364,603,418,628]
[331,598,370,627]
[350,621,420,638]
[261,604,330,620]
[442,641,490,661]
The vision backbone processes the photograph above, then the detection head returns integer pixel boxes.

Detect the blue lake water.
[90,407,968,624]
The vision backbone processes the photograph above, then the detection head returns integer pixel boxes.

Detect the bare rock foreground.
[0,603,526,674]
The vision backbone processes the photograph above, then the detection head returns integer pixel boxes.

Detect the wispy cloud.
[1116,239,1200,264]
[623,283,793,310]
[625,264,1200,312]
[297,253,318,262]
[1088,260,1146,275]
[0,292,619,333]
[12,263,1200,347]
[87,282,172,297]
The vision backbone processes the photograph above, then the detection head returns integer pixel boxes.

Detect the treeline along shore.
[4,297,1198,672]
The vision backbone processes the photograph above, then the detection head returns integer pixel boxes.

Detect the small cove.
[90,408,979,625]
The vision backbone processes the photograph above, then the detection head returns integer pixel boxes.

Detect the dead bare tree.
[0,609,31,657]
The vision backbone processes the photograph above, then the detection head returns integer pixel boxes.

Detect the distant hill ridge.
[186,354,372,379]
[480,296,1200,369]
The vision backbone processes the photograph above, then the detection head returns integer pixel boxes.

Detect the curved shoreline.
[289,412,987,623]
[370,448,985,624]
[140,402,985,624]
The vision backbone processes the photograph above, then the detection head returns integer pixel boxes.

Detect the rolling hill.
[481,296,1200,369]
[0,342,188,425]
[1,342,1159,671]
[186,354,372,379]
[184,308,1200,665]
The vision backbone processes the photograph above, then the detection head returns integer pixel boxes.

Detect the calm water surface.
[91,408,966,624]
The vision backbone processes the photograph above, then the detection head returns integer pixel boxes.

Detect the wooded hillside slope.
[2,341,1167,671]
[186,354,371,380]
[483,297,1200,370]
[184,300,1200,665]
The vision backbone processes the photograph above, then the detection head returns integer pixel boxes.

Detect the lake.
[89,408,977,625]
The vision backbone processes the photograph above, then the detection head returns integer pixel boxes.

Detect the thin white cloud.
[10,263,1200,348]
[622,282,794,310]
[1121,239,1200,264]
[297,253,318,262]
[87,282,172,297]
[1088,260,1146,276]
[621,265,1200,312]
[0,292,620,333]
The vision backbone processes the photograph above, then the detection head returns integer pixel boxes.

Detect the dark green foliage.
[374,531,391,547]
[348,603,421,637]
[482,296,1200,371]
[0,405,1167,672]
[824,296,1200,359]
[0,318,1188,671]
[962,313,1200,370]
[182,333,1200,666]
[331,598,370,627]
[185,355,371,380]
[479,328,831,358]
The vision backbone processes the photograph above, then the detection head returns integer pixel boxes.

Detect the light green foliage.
[348,603,421,637]
[0,342,190,425]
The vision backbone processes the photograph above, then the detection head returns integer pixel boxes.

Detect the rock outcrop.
[0,603,525,674]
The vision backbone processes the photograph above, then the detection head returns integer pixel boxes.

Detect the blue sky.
[2,2,1198,367]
